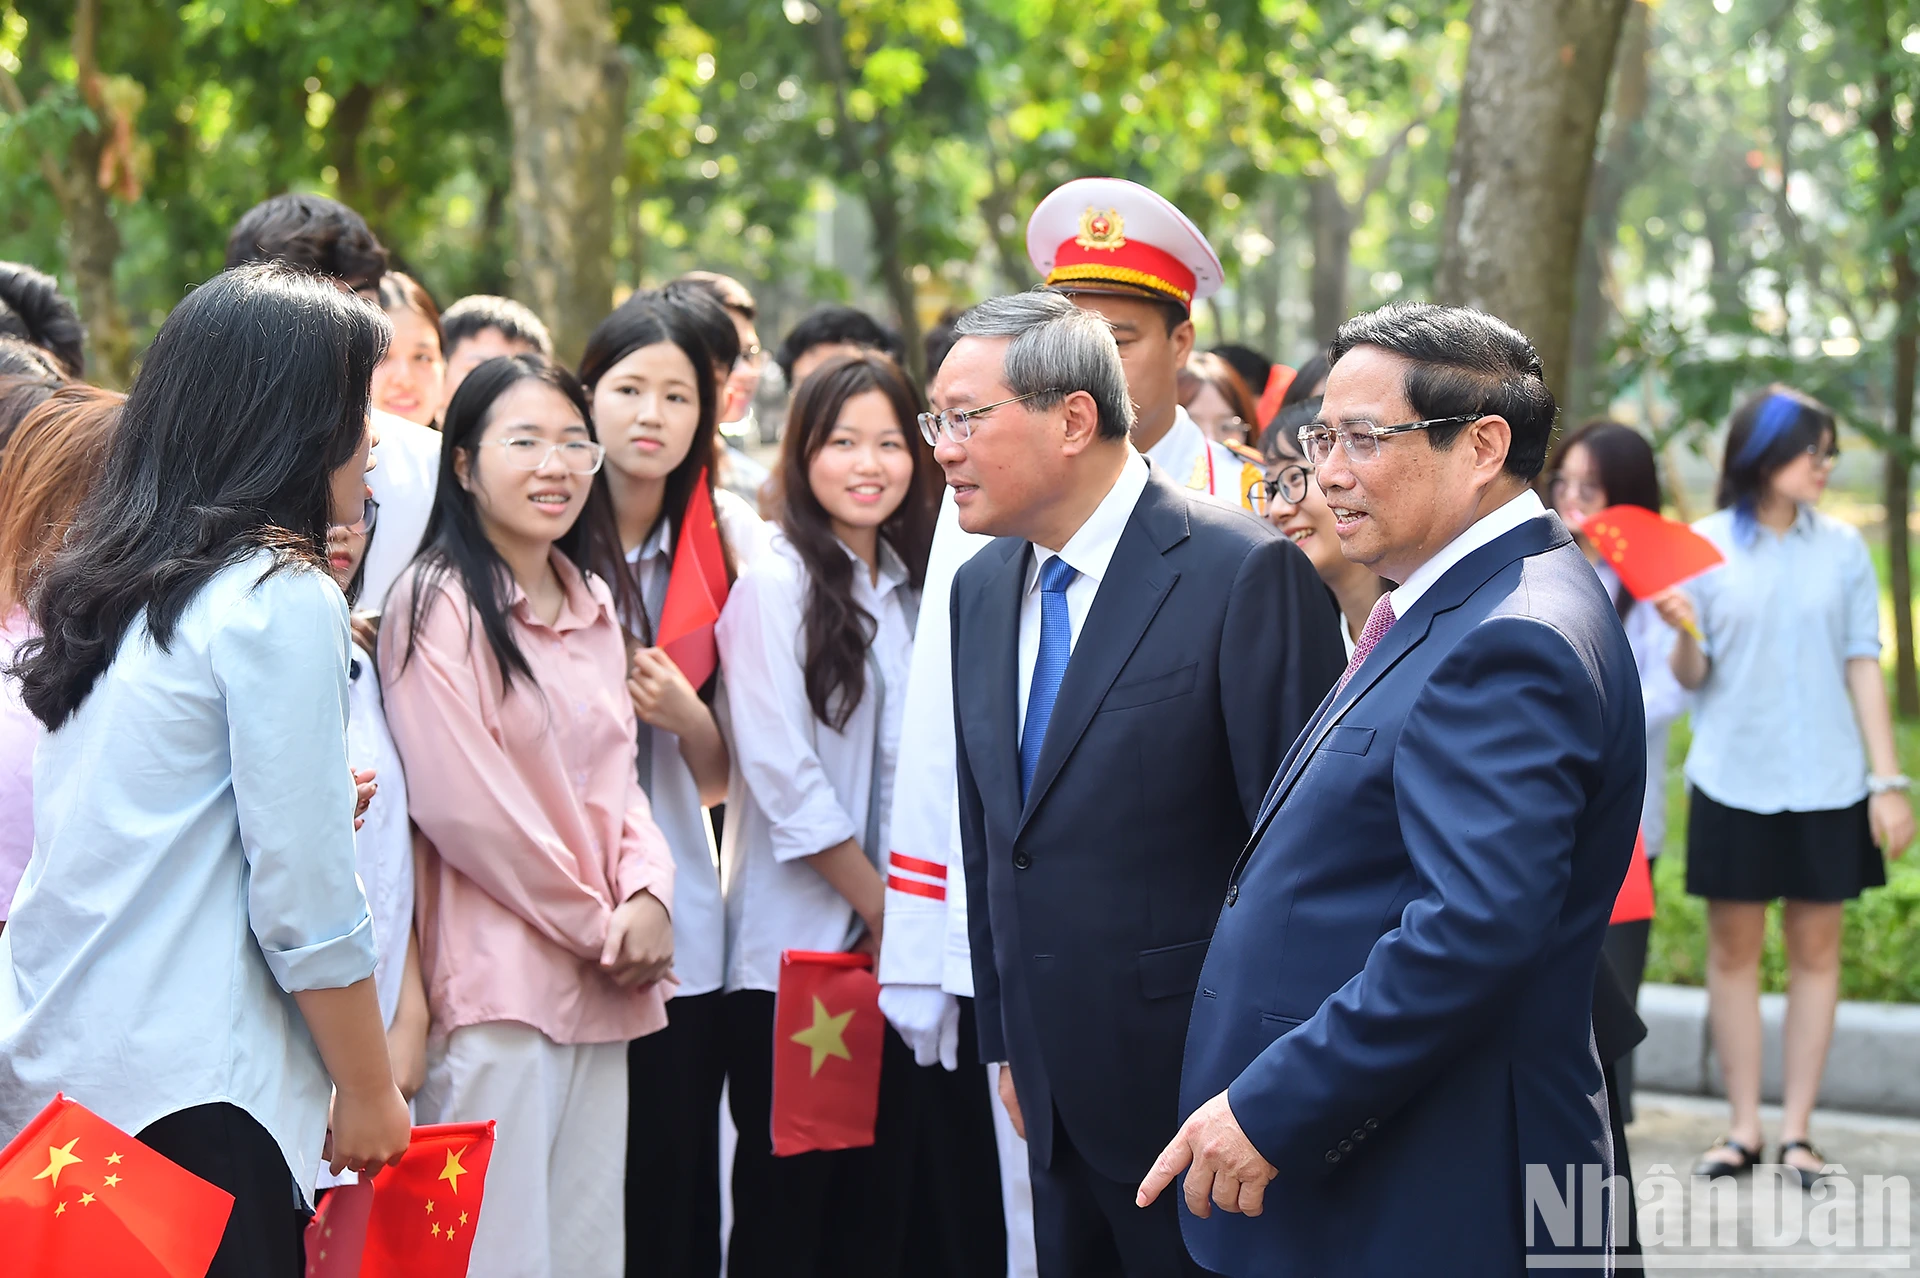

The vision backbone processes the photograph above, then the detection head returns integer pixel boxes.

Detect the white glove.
[878,983,960,1071]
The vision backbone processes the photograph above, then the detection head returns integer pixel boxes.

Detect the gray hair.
[954,290,1134,440]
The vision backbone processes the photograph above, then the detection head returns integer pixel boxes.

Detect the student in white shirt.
[576,294,767,1278]
[715,352,941,1277]
[0,265,411,1277]
[324,493,431,1110]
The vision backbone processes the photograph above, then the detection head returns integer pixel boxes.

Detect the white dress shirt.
[0,553,376,1207]
[1143,405,1250,507]
[715,532,917,994]
[623,489,769,997]
[1017,452,1151,733]
[346,641,414,1028]
[361,410,443,611]
[1388,488,1546,618]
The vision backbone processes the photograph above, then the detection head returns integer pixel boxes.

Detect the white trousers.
[415,1021,628,1278]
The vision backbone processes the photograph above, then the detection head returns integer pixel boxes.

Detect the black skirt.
[1685,787,1886,903]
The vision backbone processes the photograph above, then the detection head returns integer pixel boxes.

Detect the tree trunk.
[813,8,923,383]
[1566,0,1651,423]
[502,0,624,365]
[1436,0,1633,405]
[1869,9,1919,716]
[1307,174,1351,346]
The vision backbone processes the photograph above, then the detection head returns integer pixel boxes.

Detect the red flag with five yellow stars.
[354,1121,495,1276]
[0,1092,234,1277]
[771,950,884,1156]
[1578,505,1724,601]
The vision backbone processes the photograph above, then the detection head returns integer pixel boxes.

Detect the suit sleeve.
[1218,535,1346,824]
[952,574,1006,1063]
[1225,616,1607,1180]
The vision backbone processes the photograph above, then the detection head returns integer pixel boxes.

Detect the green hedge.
[1644,712,1920,1003]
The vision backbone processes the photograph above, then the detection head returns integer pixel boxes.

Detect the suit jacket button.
[1365,1118,1378,1130]
[1352,1128,1366,1141]
[1325,1150,1340,1164]
[1012,852,1032,870]
[1339,1139,1353,1153]
[1225,884,1239,907]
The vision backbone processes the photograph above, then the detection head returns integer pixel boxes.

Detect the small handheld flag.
[1578,504,1722,641]
[0,1092,234,1278]
[1610,830,1654,926]
[303,1121,496,1278]
[657,471,731,688]
[771,951,884,1156]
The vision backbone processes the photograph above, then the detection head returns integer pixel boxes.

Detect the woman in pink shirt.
[379,353,675,1278]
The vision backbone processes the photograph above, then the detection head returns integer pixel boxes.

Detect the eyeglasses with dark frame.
[1247,464,1311,516]
[918,387,1067,447]
[1296,414,1484,466]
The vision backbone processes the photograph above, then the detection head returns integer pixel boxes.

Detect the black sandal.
[1691,1137,1760,1178]
[1778,1140,1832,1189]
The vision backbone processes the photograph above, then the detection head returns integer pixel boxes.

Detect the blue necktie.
[1021,555,1078,802]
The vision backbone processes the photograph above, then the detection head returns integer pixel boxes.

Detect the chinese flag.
[658,471,731,689]
[0,1092,233,1278]
[1579,505,1724,600]
[304,1122,496,1278]
[1610,830,1655,925]
[771,951,885,1156]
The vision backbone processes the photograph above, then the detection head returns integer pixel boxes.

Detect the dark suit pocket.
[1138,938,1211,1000]
[1259,1011,1306,1029]
[1100,662,1198,713]
[1321,725,1376,756]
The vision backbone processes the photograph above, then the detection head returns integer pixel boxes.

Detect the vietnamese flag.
[304,1121,496,1278]
[657,470,731,689]
[1578,504,1724,601]
[0,1093,233,1278]
[771,950,885,1156]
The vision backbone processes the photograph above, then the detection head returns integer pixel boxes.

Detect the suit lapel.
[1017,473,1188,836]
[964,538,1028,831]
[1241,512,1574,855]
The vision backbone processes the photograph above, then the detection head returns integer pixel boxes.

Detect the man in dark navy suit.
[1141,303,1646,1276]
[931,291,1344,1278]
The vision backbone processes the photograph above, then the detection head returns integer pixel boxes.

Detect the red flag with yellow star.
[1578,505,1723,600]
[0,1092,233,1277]
[657,471,731,689]
[353,1121,495,1276]
[771,950,884,1156]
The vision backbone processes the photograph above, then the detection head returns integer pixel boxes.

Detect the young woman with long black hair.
[0,264,411,1277]
[1655,385,1915,1184]
[577,294,768,1278]
[715,352,941,1276]
[378,353,675,1278]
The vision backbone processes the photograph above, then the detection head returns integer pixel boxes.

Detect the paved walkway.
[1625,1092,1918,1273]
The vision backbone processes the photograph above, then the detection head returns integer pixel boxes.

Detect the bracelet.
[1867,774,1912,795]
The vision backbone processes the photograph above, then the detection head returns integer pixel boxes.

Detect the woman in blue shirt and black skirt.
[1654,385,1914,1187]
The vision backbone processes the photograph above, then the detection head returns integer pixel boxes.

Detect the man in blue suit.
[1140,303,1646,1275]
[934,290,1345,1277]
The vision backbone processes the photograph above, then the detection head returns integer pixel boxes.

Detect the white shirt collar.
[1143,405,1201,479]
[625,515,673,566]
[1025,450,1150,593]
[1388,488,1546,618]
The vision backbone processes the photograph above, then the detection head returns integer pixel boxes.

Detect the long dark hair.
[1551,420,1662,618]
[12,264,388,728]
[576,295,737,617]
[395,353,623,692]
[1717,384,1834,534]
[780,352,939,730]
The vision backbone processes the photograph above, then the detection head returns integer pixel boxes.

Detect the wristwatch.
[1867,774,1912,795]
